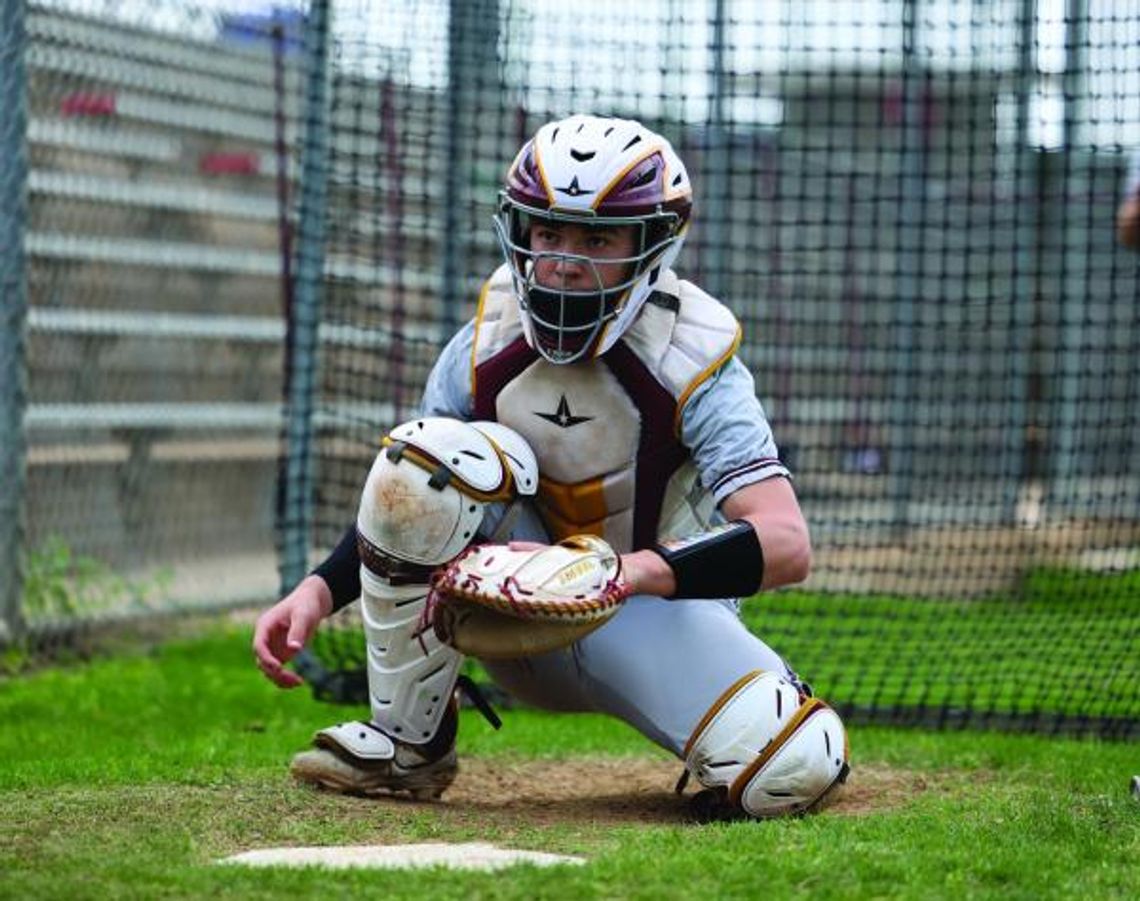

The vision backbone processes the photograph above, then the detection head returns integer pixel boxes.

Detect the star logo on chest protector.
[534,394,594,429]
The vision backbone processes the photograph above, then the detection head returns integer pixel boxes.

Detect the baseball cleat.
[290,741,457,801]
[290,706,459,801]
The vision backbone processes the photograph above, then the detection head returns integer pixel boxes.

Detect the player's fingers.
[268,664,303,688]
[251,617,283,665]
[508,540,545,551]
[252,632,302,688]
[285,612,317,654]
[255,653,302,688]
[252,615,298,674]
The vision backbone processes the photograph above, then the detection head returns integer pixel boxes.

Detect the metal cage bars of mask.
[492,198,685,362]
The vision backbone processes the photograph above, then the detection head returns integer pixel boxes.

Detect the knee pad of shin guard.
[684,671,849,818]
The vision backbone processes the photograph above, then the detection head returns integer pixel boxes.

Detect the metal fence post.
[701,0,729,301]
[1009,0,1043,527]
[280,0,333,593]
[442,0,500,340]
[0,0,28,644]
[441,0,467,342]
[888,0,926,538]
[1053,0,1089,496]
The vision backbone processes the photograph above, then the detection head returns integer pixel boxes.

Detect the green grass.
[741,569,1140,721]
[308,567,1140,724]
[1,625,1138,899]
[21,535,173,624]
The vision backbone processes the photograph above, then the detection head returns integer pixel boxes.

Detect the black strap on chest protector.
[653,519,764,600]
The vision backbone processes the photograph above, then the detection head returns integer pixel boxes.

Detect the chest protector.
[471,264,742,553]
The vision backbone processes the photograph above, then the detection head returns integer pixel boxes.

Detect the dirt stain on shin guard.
[366,466,465,563]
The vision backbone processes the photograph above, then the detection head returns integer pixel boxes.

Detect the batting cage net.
[3,1,1137,737]
[291,0,1140,738]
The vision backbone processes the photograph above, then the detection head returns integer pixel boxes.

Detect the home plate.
[220,842,586,871]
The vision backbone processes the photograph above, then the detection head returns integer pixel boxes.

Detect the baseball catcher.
[253,113,849,819]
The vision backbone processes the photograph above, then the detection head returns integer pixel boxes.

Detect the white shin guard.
[684,670,850,818]
[339,416,538,750]
[361,567,462,745]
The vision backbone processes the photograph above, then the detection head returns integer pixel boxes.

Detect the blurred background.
[2,0,1137,735]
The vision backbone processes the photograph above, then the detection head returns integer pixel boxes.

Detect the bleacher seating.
[24,3,306,608]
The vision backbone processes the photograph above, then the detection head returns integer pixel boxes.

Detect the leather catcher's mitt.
[429,535,631,659]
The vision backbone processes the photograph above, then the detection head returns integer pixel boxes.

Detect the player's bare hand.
[621,548,677,598]
[252,575,333,688]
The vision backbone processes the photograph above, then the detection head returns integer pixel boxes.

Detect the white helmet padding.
[684,670,849,818]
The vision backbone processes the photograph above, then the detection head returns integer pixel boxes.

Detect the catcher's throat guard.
[354,417,539,743]
[684,670,849,818]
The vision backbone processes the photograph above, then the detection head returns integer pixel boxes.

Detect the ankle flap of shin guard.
[315,721,396,760]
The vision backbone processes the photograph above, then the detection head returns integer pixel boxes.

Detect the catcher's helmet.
[493,114,693,364]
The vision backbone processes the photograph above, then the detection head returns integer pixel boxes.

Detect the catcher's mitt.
[428,535,631,659]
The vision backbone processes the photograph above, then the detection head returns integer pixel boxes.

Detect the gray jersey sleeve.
[419,320,477,419]
[679,355,790,504]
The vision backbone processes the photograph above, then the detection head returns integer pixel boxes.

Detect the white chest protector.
[471,264,742,553]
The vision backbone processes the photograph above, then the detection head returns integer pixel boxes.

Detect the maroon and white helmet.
[493,114,693,364]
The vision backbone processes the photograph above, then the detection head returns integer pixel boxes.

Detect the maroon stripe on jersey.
[711,457,785,495]
[603,342,689,550]
[473,336,539,420]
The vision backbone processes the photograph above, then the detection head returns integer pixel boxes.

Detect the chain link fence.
[5,1,306,647]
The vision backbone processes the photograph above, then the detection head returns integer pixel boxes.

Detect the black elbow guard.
[653,519,764,600]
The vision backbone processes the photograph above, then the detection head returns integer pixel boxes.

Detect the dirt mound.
[435,757,936,827]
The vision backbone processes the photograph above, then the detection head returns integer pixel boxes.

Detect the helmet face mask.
[493,200,683,363]
[493,115,693,364]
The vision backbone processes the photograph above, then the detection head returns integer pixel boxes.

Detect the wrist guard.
[654,520,764,600]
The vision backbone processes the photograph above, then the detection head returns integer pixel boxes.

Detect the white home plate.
[220,842,585,871]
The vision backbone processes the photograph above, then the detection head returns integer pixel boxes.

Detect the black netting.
[296,1,1139,735]
[11,1,1135,734]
